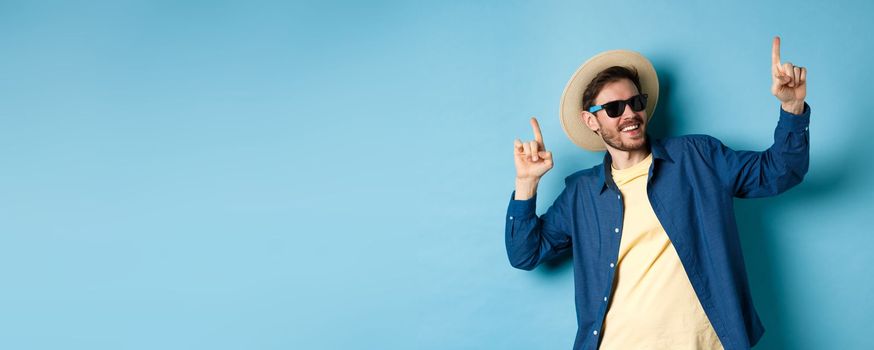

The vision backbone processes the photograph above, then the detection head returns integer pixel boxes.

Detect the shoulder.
[658,134,726,152]
[563,164,603,190]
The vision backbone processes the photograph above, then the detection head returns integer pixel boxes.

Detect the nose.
[619,103,636,118]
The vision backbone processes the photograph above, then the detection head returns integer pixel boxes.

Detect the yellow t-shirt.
[599,154,723,350]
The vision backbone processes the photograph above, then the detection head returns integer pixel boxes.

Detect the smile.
[620,124,640,132]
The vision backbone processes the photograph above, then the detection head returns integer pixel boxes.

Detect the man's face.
[583,78,648,152]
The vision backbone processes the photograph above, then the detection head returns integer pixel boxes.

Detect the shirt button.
[614,228,619,233]
[509,216,513,220]
[617,194,621,199]
[610,263,615,268]
[593,330,599,336]
[604,296,607,302]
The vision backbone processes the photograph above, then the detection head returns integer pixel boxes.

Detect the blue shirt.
[505,104,810,350]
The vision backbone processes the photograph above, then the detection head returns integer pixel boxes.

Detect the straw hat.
[559,50,659,151]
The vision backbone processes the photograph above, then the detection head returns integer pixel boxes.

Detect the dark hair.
[581,66,642,112]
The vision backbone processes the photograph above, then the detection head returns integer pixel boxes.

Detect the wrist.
[781,100,805,115]
[514,177,540,200]
[515,176,540,186]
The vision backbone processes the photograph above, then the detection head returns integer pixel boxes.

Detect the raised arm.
[506,117,572,270]
[712,36,811,198]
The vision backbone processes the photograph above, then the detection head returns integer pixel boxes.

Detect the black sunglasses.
[587,94,648,118]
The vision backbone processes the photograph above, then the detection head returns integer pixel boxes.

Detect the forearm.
[735,103,811,197]
[505,194,544,270]
[772,102,811,187]
[505,185,573,270]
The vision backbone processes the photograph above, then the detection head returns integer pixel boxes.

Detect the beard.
[597,116,647,152]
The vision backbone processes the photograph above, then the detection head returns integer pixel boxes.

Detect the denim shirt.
[505,104,810,350]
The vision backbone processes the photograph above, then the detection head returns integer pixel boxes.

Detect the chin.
[621,130,645,143]
[619,142,645,152]
[607,135,647,152]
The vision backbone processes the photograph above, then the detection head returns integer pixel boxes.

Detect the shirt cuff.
[778,102,811,131]
[507,191,537,219]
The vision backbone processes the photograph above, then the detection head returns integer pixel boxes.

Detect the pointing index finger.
[530,117,545,148]
[772,36,782,67]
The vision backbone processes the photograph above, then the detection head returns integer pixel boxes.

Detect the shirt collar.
[597,136,674,194]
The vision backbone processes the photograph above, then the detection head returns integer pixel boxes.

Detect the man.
[505,37,809,350]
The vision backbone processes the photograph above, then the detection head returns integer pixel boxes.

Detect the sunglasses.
[587,94,648,118]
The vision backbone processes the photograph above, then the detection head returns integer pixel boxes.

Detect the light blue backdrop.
[1,1,871,349]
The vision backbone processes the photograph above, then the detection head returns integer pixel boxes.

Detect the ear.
[581,111,599,134]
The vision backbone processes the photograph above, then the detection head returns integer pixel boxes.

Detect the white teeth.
[621,124,639,132]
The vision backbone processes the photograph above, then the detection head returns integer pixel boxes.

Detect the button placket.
[598,189,622,339]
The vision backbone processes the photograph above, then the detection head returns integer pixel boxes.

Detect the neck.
[607,143,651,170]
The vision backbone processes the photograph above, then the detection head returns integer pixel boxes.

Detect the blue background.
[1,0,872,349]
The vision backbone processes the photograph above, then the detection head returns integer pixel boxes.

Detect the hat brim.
[559,50,659,152]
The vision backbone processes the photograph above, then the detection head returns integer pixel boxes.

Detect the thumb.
[772,73,790,91]
[538,150,552,159]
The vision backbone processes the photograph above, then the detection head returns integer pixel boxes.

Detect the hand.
[771,36,807,113]
[514,117,553,181]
